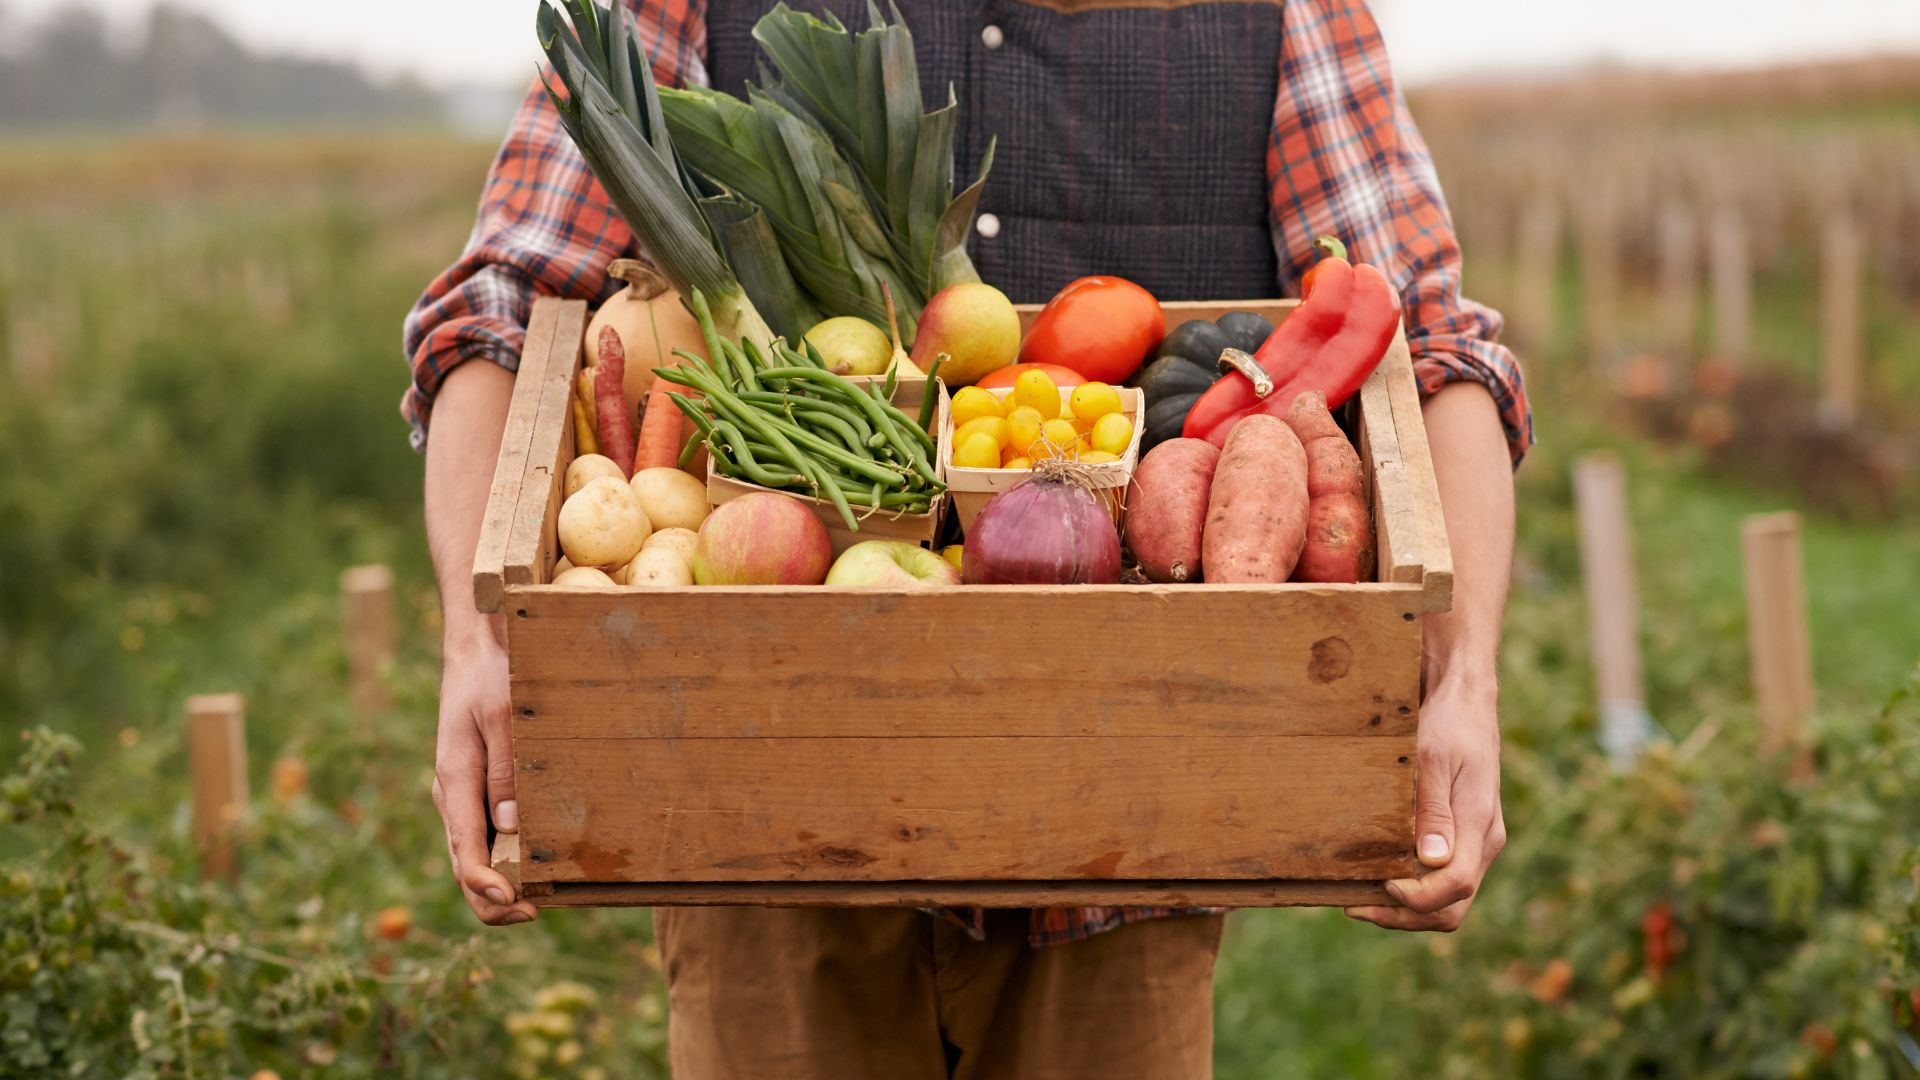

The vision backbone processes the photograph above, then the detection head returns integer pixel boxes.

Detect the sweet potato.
[1283,391,1374,583]
[1202,414,1308,583]
[1124,438,1220,583]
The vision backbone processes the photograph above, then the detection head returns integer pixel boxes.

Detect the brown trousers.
[654,907,1225,1080]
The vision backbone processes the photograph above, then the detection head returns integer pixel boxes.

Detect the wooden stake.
[1708,206,1752,362]
[341,565,395,718]
[1573,454,1654,766]
[1740,513,1815,762]
[186,693,248,880]
[1510,195,1560,355]
[1818,214,1863,426]
[1654,203,1698,362]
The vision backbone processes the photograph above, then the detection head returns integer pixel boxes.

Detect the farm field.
[2,123,1917,1077]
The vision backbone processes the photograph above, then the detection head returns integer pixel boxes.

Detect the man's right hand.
[432,625,538,926]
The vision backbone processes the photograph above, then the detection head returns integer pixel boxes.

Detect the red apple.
[692,493,832,585]
[826,540,962,588]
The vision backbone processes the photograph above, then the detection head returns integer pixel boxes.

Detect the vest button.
[981,24,1005,50]
[975,213,1002,239]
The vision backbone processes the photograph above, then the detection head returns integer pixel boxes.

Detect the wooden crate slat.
[516,878,1393,909]
[1377,328,1456,613]
[514,734,1417,884]
[507,583,1422,739]
[1356,360,1408,587]
[504,299,588,589]
[472,299,563,613]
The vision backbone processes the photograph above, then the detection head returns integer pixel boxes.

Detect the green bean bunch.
[653,288,947,531]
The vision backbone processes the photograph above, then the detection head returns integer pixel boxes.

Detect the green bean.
[724,339,763,392]
[742,338,789,393]
[708,397,902,486]
[755,366,930,467]
[700,385,911,488]
[779,337,821,369]
[712,420,807,488]
[689,288,726,375]
[810,468,857,530]
[700,379,908,492]
[667,393,718,441]
[678,430,702,470]
[803,338,830,370]
[734,390,875,448]
[882,360,900,401]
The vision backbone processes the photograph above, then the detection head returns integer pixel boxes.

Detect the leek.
[536,0,991,348]
[535,0,782,344]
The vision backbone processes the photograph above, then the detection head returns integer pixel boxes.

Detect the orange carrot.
[594,326,636,476]
[634,378,685,472]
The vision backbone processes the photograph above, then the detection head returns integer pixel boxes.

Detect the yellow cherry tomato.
[948,386,1005,428]
[1080,450,1120,464]
[953,432,1001,469]
[953,415,1011,449]
[941,544,965,570]
[1030,418,1080,459]
[1069,381,1123,423]
[1006,406,1045,456]
[1003,456,1033,470]
[1069,414,1095,436]
[1011,369,1060,417]
[1090,412,1134,456]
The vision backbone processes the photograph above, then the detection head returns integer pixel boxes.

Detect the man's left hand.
[1344,673,1505,932]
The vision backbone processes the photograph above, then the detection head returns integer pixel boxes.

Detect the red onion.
[962,461,1122,585]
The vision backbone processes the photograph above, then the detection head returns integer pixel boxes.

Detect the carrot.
[571,392,600,458]
[634,379,685,471]
[594,326,637,476]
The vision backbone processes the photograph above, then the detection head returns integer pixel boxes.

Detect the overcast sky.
[13,0,1920,88]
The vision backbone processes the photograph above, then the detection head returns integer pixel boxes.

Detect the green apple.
[825,540,961,588]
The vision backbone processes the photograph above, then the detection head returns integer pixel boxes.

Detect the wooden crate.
[475,298,1452,909]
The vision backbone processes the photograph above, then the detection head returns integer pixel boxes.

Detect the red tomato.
[1018,276,1164,384]
[974,362,1085,390]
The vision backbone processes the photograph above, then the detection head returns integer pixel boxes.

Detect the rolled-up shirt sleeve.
[1267,0,1533,466]
[400,0,708,451]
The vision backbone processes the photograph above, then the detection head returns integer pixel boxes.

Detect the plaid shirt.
[405,0,1531,947]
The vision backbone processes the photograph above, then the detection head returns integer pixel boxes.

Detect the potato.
[552,555,573,578]
[1201,414,1308,584]
[1283,391,1373,583]
[622,546,693,588]
[629,467,711,532]
[643,527,700,563]
[558,476,651,569]
[566,454,626,499]
[551,565,618,589]
[1124,438,1220,583]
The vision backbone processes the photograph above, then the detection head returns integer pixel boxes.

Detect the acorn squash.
[1131,311,1275,450]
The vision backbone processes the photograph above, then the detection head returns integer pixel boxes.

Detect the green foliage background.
[1,136,1917,1077]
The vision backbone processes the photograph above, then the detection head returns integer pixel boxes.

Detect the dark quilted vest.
[703,1,1284,305]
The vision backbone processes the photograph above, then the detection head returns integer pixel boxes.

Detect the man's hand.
[432,627,538,926]
[1345,673,1504,931]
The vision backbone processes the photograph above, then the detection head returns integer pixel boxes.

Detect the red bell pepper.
[1181,237,1400,448]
